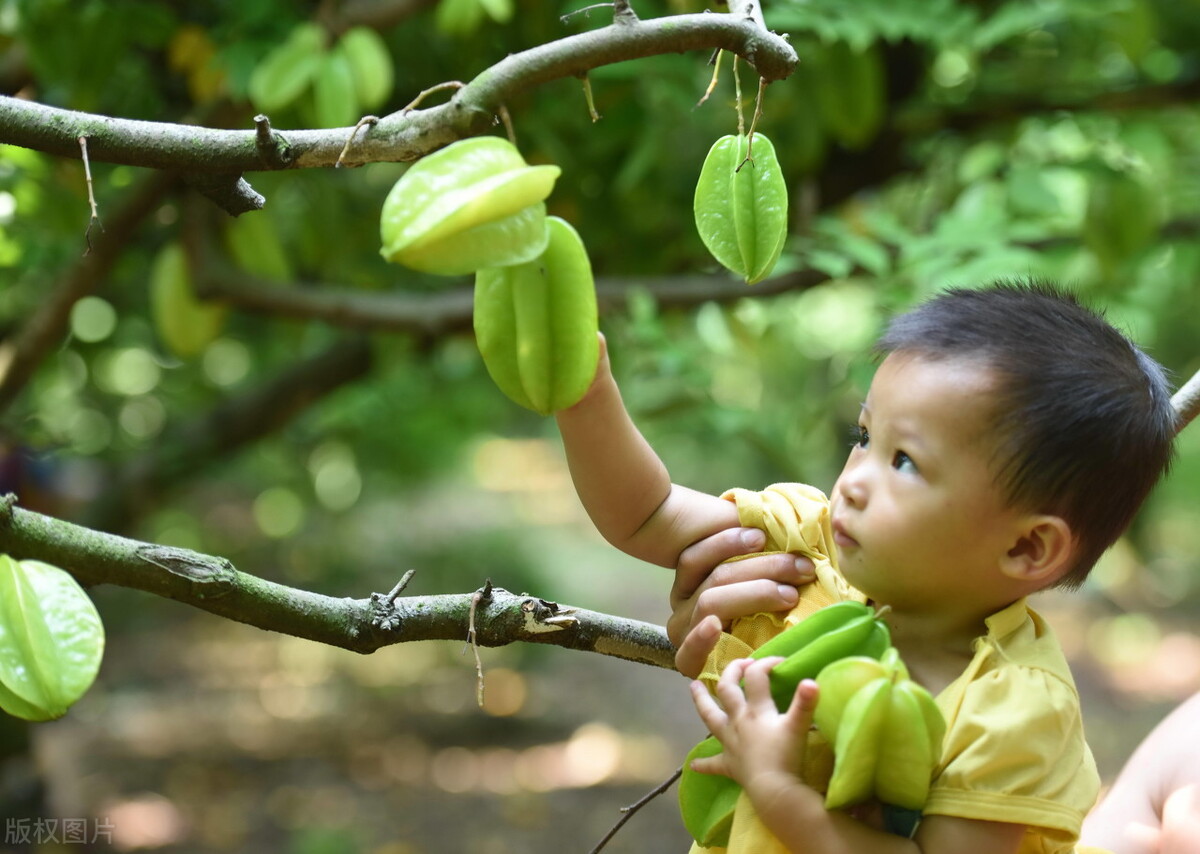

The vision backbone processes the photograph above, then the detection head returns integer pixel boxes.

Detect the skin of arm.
[554,335,741,568]
[1081,691,1200,854]
[690,658,1028,854]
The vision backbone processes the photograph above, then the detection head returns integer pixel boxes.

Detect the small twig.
[581,74,601,122]
[612,0,639,24]
[465,578,494,707]
[252,114,292,168]
[384,569,417,606]
[561,3,617,23]
[696,49,724,109]
[588,765,684,854]
[498,104,516,145]
[78,136,102,253]
[335,115,379,168]
[400,80,465,114]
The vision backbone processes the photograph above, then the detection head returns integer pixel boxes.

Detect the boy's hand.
[689,658,819,792]
[669,528,813,677]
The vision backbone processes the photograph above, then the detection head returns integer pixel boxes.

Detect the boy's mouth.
[831,516,859,549]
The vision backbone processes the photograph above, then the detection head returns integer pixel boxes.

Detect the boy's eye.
[893,451,917,474]
[850,424,869,448]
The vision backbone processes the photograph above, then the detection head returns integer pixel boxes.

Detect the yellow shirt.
[687,483,1101,854]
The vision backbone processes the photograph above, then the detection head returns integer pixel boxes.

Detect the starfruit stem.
[79,136,102,253]
[581,74,601,122]
[733,54,745,136]
[735,77,768,173]
[335,115,379,168]
[497,103,516,144]
[873,603,893,620]
[464,578,493,708]
[696,49,724,109]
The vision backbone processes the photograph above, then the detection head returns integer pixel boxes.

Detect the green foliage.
[1,0,1198,615]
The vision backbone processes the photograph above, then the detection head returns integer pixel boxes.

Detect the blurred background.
[1,0,1199,851]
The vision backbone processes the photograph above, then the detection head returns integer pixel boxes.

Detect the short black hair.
[876,280,1176,589]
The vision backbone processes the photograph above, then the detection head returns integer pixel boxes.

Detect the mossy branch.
[0,497,676,670]
[0,3,794,214]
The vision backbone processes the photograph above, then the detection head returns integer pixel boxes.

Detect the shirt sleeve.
[925,662,1099,842]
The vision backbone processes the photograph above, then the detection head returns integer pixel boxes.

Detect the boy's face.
[830,353,1025,611]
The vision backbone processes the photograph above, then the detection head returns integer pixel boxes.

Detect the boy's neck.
[879,598,1016,694]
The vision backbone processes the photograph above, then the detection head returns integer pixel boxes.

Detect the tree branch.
[0,497,676,669]
[195,265,836,337]
[0,171,177,417]
[0,5,795,213]
[1172,366,1200,433]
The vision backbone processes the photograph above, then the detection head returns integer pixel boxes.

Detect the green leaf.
[313,49,360,128]
[150,242,227,359]
[478,0,514,24]
[247,22,326,114]
[224,211,294,282]
[337,27,393,111]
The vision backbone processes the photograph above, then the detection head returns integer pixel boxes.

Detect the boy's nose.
[834,460,869,508]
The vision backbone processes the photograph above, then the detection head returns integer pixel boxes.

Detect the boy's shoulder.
[973,598,1079,692]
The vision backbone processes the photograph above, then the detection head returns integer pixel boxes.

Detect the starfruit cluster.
[679,601,890,848]
[0,555,105,722]
[815,647,946,811]
[380,137,599,415]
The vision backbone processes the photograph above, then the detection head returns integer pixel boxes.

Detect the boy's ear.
[1001,515,1075,585]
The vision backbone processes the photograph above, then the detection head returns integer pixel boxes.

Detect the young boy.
[554,281,1176,853]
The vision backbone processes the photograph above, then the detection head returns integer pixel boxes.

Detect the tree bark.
[0,497,677,670]
[0,3,795,214]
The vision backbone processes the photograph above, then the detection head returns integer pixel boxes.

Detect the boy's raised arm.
[555,336,740,568]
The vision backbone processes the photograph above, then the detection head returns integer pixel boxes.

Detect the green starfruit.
[380,137,562,276]
[0,555,105,722]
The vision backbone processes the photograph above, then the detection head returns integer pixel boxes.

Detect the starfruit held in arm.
[473,216,599,415]
[814,647,946,811]
[678,601,890,847]
[0,555,105,722]
[693,132,788,285]
[380,137,561,276]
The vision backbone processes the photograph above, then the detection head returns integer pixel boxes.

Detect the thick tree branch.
[0,171,176,417]
[86,335,374,534]
[0,498,676,669]
[0,4,795,215]
[195,266,836,337]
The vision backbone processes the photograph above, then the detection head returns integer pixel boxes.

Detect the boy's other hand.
[669,527,813,677]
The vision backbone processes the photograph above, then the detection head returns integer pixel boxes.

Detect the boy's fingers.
[674,527,768,601]
[690,679,727,732]
[675,614,722,679]
[688,754,732,778]
[713,659,751,709]
[740,657,782,708]
[674,532,814,605]
[667,578,801,649]
[786,679,820,730]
